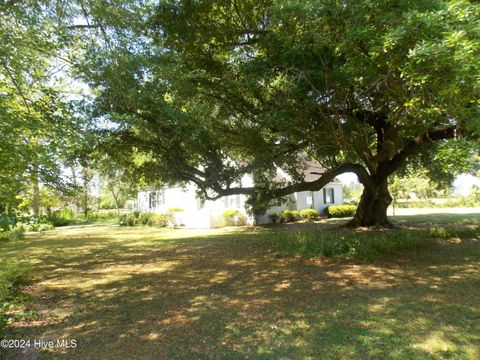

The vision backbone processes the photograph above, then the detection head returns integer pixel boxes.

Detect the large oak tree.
[76,0,479,226]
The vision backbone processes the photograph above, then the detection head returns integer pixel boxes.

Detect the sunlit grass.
[392,212,480,225]
[0,213,479,359]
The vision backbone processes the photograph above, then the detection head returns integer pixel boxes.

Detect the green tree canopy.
[7,0,478,225]
[0,1,84,214]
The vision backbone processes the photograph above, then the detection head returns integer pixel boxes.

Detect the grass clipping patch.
[267,228,429,260]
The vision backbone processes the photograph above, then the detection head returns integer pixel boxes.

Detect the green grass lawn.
[1,213,479,359]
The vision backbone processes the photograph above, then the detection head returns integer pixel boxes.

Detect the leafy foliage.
[0,215,16,232]
[119,214,137,227]
[278,210,301,223]
[71,0,480,226]
[0,1,84,214]
[326,205,358,218]
[0,226,25,242]
[147,214,174,228]
[49,208,75,227]
[223,209,248,226]
[119,212,174,228]
[299,209,319,221]
[1,1,479,226]
[268,213,280,223]
[17,216,54,232]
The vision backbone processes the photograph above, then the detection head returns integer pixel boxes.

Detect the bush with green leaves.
[279,210,301,223]
[0,215,16,232]
[49,208,74,226]
[223,209,247,226]
[119,212,174,227]
[84,210,119,222]
[17,216,54,232]
[325,205,357,218]
[40,223,55,232]
[0,226,25,242]
[148,213,174,227]
[137,212,153,225]
[49,214,70,227]
[299,209,319,221]
[119,214,137,226]
[268,213,279,223]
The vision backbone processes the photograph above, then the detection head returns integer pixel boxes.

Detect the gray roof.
[302,161,325,182]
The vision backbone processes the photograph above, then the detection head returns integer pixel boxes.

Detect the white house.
[137,163,343,228]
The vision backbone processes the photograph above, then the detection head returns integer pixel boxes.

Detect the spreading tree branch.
[201,163,370,201]
[378,126,456,180]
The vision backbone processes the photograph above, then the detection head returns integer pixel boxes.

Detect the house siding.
[137,176,253,228]
[137,176,344,228]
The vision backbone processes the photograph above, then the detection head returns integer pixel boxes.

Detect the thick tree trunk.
[348,177,392,227]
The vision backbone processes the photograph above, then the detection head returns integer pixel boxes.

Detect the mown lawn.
[1,213,479,359]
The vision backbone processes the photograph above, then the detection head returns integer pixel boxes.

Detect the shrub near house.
[119,212,175,227]
[299,209,319,221]
[223,209,247,226]
[268,207,356,223]
[269,209,320,223]
[325,205,357,218]
[279,210,301,223]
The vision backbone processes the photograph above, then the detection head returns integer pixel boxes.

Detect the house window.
[224,195,241,208]
[159,190,165,205]
[306,192,313,206]
[149,190,165,209]
[149,192,157,209]
[323,188,334,204]
[274,198,282,207]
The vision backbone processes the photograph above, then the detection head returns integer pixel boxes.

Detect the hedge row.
[119,211,175,227]
[269,209,320,223]
[325,205,357,218]
[269,205,358,223]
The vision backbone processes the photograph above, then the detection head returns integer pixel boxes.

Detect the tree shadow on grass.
[3,226,480,359]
